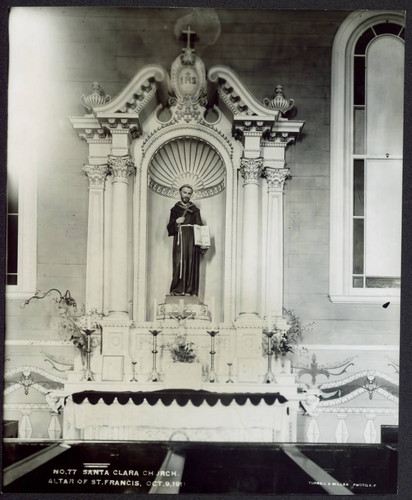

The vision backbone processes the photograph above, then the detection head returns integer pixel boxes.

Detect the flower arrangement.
[166,334,197,363]
[57,306,102,354]
[263,308,312,357]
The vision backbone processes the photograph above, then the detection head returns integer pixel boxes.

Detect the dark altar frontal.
[3,440,397,495]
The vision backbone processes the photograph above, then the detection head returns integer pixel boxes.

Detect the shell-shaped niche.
[149,138,225,199]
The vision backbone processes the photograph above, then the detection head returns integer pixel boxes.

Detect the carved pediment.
[69,65,170,139]
[208,65,280,119]
[93,66,170,115]
[70,26,304,144]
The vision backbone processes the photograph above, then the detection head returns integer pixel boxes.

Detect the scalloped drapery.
[72,389,287,407]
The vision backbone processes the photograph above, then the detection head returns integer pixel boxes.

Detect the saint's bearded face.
[180,187,193,204]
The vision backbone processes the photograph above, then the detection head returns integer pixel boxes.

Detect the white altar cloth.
[64,393,295,443]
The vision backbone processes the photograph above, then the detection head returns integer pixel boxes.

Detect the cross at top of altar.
[182,25,197,50]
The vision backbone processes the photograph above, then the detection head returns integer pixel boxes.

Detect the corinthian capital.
[240,157,263,185]
[108,155,136,182]
[83,164,110,188]
[264,167,290,192]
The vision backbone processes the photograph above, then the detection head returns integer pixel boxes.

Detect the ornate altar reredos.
[68,26,304,406]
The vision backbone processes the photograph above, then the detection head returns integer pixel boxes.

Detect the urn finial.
[263,85,294,115]
[80,82,111,112]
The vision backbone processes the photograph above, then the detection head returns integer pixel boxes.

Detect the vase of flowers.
[166,334,197,363]
[164,334,202,389]
[57,307,102,378]
[263,308,312,373]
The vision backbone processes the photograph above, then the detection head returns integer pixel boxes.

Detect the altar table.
[64,389,295,442]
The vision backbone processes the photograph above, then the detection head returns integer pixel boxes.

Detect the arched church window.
[329,11,405,303]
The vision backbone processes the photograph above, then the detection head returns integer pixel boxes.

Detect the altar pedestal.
[163,362,203,390]
[158,295,210,321]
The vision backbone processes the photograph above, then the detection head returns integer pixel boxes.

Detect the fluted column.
[107,155,135,316]
[264,167,289,318]
[239,157,263,318]
[83,164,109,313]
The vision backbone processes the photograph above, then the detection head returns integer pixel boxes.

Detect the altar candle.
[87,313,92,330]
[211,296,216,324]
[153,298,157,327]
[129,332,136,362]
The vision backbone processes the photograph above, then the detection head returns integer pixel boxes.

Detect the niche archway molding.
[134,122,240,323]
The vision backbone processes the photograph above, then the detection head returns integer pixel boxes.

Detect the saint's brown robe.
[167,201,203,296]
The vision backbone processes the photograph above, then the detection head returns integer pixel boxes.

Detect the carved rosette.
[264,167,290,192]
[83,164,110,189]
[108,156,136,183]
[240,157,263,185]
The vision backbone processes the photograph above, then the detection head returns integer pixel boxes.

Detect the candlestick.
[226,362,234,383]
[207,330,219,383]
[149,329,161,382]
[130,361,138,382]
[81,328,95,381]
[263,329,276,383]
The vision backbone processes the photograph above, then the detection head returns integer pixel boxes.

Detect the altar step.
[3,441,397,495]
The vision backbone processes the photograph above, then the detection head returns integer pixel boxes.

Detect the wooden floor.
[2,440,397,495]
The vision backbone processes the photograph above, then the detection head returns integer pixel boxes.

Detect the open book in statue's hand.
[193,225,211,248]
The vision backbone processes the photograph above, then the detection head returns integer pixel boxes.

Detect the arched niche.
[132,124,239,325]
